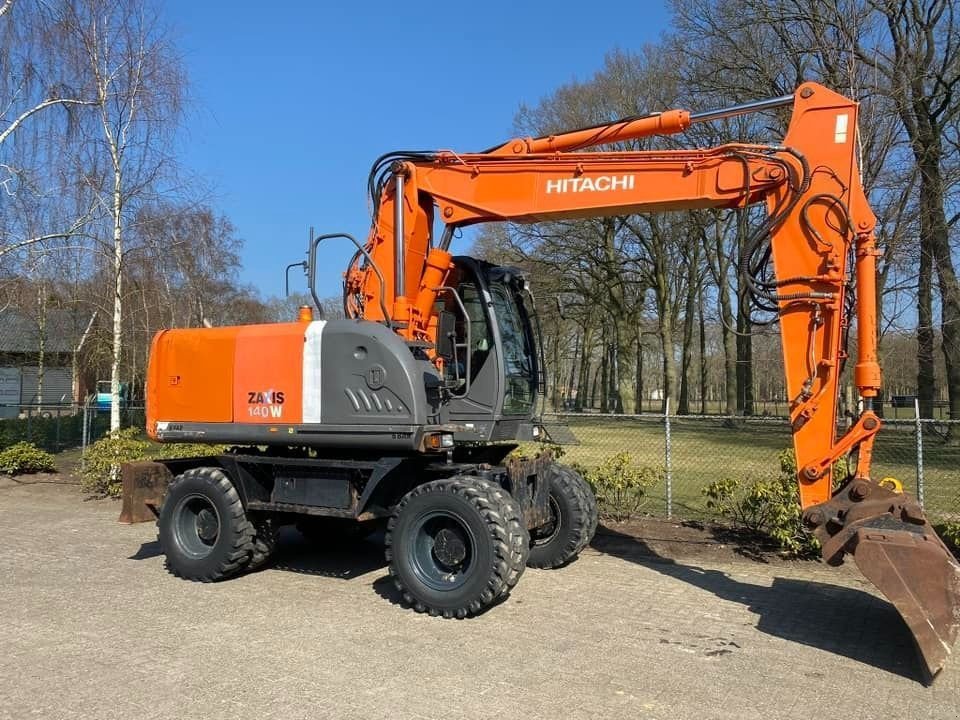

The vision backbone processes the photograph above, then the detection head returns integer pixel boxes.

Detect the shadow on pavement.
[592,526,922,682]
[128,539,162,560]
[268,527,387,579]
[128,527,387,580]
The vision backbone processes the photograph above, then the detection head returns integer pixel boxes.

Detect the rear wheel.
[157,467,254,582]
[528,465,598,569]
[386,476,529,618]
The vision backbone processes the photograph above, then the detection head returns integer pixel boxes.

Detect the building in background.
[0,309,96,418]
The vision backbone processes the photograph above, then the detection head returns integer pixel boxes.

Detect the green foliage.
[81,428,225,497]
[547,444,566,460]
[509,443,567,461]
[579,452,660,521]
[702,448,844,557]
[0,441,57,475]
[0,413,83,451]
[937,522,960,556]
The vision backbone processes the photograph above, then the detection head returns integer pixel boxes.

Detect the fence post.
[81,402,89,473]
[665,397,672,519]
[914,397,924,508]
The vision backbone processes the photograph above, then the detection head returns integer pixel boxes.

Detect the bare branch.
[0,97,98,148]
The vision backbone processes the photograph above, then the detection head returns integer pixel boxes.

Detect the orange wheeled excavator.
[124,82,958,681]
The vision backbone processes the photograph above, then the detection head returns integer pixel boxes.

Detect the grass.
[543,416,960,522]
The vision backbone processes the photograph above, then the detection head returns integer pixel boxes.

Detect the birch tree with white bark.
[63,0,184,430]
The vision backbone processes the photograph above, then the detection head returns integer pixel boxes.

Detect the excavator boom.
[348,82,959,680]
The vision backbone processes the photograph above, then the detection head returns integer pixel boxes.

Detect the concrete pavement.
[0,479,955,720]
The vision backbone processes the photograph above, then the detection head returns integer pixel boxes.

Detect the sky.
[165,0,673,302]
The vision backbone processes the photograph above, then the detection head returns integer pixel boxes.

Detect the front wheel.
[527,465,598,569]
[157,467,254,582]
[386,477,530,618]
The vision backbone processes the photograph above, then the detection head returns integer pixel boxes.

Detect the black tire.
[248,515,279,572]
[157,467,254,582]
[527,464,598,569]
[385,476,529,618]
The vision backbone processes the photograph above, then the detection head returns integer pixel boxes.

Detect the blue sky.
[166,0,672,300]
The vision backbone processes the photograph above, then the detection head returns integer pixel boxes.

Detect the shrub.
[0,441,57,475]
[81,427,226,497]
[508,443,566,461]
[81,428,151,496]
[702,449,846,557]
[580,452,660,522]
[937,522,960,557]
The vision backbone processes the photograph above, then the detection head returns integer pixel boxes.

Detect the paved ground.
[0,479,957,720]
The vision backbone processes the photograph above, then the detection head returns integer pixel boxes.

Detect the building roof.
[0,308,94,354]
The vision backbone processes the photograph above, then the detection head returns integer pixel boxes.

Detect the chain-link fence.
[0,403,146,453]
[3,399,956,525]
[543,411,960,524]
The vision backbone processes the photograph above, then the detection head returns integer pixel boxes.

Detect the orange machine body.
[146,322,310,438]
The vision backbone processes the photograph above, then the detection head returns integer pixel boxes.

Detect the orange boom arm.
[347,82,877,511]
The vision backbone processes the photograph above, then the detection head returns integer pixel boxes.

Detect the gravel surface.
[0,477,956,720]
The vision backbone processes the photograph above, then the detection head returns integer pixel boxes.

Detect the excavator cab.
[438,256,544,443]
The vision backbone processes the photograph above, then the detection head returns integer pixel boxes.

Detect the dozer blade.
[811,481,960,682]
[851,522,960,682]
[117,461,172,524]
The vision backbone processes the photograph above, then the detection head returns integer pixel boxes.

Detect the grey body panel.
[319,319,441,427]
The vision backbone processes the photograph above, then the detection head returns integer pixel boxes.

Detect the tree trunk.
[551,331,561,412]
[577,358,590,411]
[921,153,960,434]
[608,331,624,414]
[590,362,601,410]
[678,241,700,414]
[709,220,737,414]
[916,213,936,419]
[699,286,708,415]
[635,329,644,414]
[35,282,46,406]
[566,330,580,407]
[110,163,123,432]
[599,328,609,412]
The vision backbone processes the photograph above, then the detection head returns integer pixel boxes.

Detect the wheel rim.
[408,510,477,591]
[531,495,562,547]
[173,493,221,559]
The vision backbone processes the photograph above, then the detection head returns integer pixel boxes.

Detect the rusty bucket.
[809,480,960,682]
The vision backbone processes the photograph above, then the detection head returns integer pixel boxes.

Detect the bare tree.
[867,0,960,424]
[62,0,184,430]
[1,0,99,263]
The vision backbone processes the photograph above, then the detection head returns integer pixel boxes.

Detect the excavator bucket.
[812,482,960,682]
[850,523,960,682]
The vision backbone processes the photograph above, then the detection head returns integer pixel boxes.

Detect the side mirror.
[436,310,456,361]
